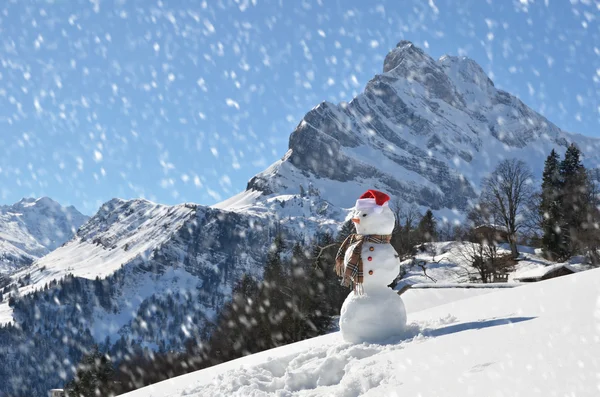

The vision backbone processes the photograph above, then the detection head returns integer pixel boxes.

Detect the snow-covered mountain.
[0,193,345,395]
[224,40,600,219]
[2,41,600,395]
[120,267,600,397]
[0,197,88,273]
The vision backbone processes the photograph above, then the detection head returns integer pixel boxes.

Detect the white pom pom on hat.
[355,189,390,214]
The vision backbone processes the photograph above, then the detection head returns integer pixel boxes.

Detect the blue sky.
[0,0,597,214]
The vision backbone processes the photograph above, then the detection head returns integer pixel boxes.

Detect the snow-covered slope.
[7,199,195,294]
[121,267,600,397]
[0,197,88,273]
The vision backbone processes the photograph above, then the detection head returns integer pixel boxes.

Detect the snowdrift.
[120,267,600,396]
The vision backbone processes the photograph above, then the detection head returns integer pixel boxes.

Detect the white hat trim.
[355,198,388,213]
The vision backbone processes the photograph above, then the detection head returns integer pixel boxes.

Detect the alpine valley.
[1,41,600,396]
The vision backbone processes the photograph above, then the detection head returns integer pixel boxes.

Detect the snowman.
[335,189,407,344]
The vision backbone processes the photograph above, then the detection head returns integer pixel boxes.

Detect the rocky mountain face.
[245,40,599,218]
[0,197,88,273]
[2,41,600,395]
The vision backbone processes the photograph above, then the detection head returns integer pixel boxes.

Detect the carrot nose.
[351,218,360,224]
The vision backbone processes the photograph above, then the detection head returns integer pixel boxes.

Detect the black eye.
[362,213,367,217]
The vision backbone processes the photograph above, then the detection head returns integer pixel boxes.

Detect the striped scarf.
[335,233,392,294]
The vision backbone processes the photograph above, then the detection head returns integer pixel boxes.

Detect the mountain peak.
[383,40,430,74]
[0,197,89,266]
[438,54,495,94]
[396,39,416,49]
[241,39,587,215]
[21,196,60,210]
[14,196,62,209]
[35,196,58,205]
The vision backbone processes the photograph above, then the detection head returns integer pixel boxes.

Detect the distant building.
[49,389,65,397]
[491,271,509,283]
[513,263,577,283]
[472,224,509,244]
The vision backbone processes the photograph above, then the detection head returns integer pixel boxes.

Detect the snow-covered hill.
[120,267,600,397]
[0,197,88,273]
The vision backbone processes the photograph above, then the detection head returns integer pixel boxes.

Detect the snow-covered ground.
[398,241,585,286]
[400,284,519,313]
[121,267,600,397]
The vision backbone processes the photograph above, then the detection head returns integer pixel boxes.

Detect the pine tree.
[338,219,356,240]
[253,232,292,351]
[312,231,347,331]
[417,209,437,243]
[540,149,564,259]
[65,345,114,397]
[560,144,588,257]
[206,274,261,363]
[390,216,403,255]
[263,233,285,283]
[285,242,319,341]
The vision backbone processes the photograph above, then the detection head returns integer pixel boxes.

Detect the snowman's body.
[338,194,407,344]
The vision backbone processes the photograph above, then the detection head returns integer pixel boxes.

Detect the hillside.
[120,267,600,397]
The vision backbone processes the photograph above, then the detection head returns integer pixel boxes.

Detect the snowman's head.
[350,190,396,236]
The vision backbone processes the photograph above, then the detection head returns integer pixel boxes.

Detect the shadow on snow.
[422,316,537,338]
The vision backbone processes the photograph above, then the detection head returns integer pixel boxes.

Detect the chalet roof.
[513,263,577,281]
[474,223,508,233]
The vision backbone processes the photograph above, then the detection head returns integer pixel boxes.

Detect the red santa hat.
[355,189,390,213]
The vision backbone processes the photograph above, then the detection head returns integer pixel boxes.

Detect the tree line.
[444,143,600,282]
[474,144,600,263]
[539,145,600,262]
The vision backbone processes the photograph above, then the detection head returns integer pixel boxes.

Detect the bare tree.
[390,197,403,218]
[389,199,422,260]
[519,190,544,247]
[466,201,496,231]
[454,240,516,283]
[400,202,422,232]
[480,159,534,258]
[454,241,493,283]
[438,220,454,242]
